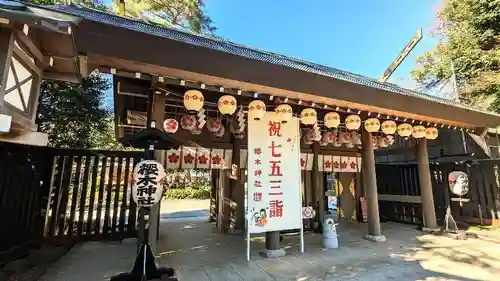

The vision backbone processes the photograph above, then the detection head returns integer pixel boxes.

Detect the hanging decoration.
[190,121,203,135]
[397,123,412,137]
[132,160,166,207]
[248,100,266,120]
[324,112,341,129]
[338,132,349,144]
[364,118,380,133]
[344,132,354,148]
[425,127,439,140]
[351,131,362,146]
[345,115,361,130]
[183,89,204,112]
[381,120,397,135]
[180,115,196,131]
[275,104,293,123]
[218,95,237,115]
[372,136,379,149]
[378,136,389,148]
[236,107,246,133]
[304,128,314,144]
[387,135,395,145]
[207,118,222,133]
[197,108,207,129]
[327,131,336,144]
[213,126,225,138]
[312,122,321,141]
[163,118,179,133]
[300,108,318,125]
[412,125,426,139]
[320,132,330,146]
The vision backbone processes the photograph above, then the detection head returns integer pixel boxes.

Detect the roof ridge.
[36,4,500,118]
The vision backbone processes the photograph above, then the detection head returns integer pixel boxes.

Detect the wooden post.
[361,130,386,242]
[230,137,244,230]
[311,142,320,230]
[416,138,439,230]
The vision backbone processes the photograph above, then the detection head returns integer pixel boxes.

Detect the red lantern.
[180,115,196,131]
[163,119,178,133]
[207,118,222,133]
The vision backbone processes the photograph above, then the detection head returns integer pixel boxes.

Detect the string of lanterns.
[180,89,440,141]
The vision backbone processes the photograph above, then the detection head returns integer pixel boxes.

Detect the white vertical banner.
[300,153,308,171]
[240,149,248,169]
[196,148,211,169]
[323,155,333,172]
[165,149,181,169]
[306,154,314,171]
[211,149,225,169]
[181,147,196,169]
[224,149,233,169]
[247,112,302,234]
[332,156,341,172]
[317,154,324,172]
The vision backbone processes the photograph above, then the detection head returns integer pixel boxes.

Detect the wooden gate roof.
[20,4,500,130]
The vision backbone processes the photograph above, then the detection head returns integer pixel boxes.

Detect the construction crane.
[379,28,423,83]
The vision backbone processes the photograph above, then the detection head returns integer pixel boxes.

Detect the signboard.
[380,28,423,82]
[247,112,302,233]
[132,160,166,207]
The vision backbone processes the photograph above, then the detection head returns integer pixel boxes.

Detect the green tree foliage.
[411,0,500,111]
[37,73,111,149]
[118,0,216,34]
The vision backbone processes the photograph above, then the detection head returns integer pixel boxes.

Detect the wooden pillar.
[361,130,385,241]
[230,137,244,230]
[146,91,167,254]
[311,142,320,230]
[0,28,13,102]
[416,138,439,230]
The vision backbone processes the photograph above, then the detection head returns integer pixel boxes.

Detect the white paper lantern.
[207,118,222,133]
[304,128,314,144]
[180,115,196,131]
[352,131,362,146]
[397,123,412,137]
[345,115,361,130]
[218,95,237,115]
[324,112,341,128]
[425,127,439,140]
[300,108,317,125]
[320,132,329,146]
[412,125,426,139]
[132,160,165,207]
[448,171,469,196]
[163,118,179,133]
[378,136,389,148]
[183,89,204,112]
[381,120,397,135]
[248,100,266,120]
[214,126,225,138]
[275,104,293,123]
[364,118,380,133]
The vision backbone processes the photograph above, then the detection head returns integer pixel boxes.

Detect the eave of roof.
[32,4,500,129]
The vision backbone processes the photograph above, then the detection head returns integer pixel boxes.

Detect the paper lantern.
[324,112,341,128]
[218,95,237,115]
[448,171,470,196]
[397,123,412,137]
[213,126,225,137]
[425,127,439,140]
[378,136,389,148]
[183,89,204,111]
[300,108,317,125]
[352,131,362,146]
[180,115,196,131]
[381,120,397,135]
[364,118,380,132]
[320,132,329,146]
[191,121,202,135]
[132,160,165,207]
[207,118,222,133]
[248,100,266,120]
[327,131,336,143]
[387,135,395,145]
[372,136,379,149]
[345,115,361,130]
[412,125,426,139]
[163,118,179,133]
[275,104,293,123]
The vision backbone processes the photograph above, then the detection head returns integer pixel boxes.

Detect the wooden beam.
[0,28,14,103]
[14,30,43,63]
[42,71,80,83]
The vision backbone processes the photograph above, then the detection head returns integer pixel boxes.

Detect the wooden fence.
[0,142,143,264]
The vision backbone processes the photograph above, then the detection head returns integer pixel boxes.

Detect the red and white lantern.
[248,100,266,120]
[218,95,237,115]
[207,118,222,133]
[163,118,179,133]
[180,115,196,131]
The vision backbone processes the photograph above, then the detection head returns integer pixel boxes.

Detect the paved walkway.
[39,199,500,280]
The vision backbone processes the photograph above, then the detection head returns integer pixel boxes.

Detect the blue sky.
[204,0,441,88]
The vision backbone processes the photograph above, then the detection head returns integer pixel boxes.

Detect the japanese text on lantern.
[268,121,283,218]
[135,162,160,206]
